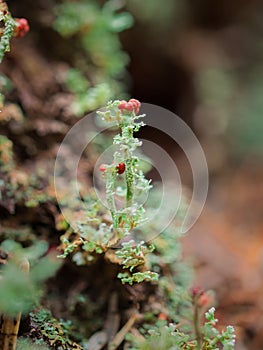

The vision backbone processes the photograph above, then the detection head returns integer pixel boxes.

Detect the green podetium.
[98,99,158,284]
[59,99,158,284]
[97,99,151,235]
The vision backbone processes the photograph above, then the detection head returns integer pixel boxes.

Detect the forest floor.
[183,162,263,349]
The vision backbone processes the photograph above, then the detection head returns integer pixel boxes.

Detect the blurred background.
[1,0,263,348]
[122,3,263,348]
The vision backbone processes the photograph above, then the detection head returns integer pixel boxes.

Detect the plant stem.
[122,124,134,207]
[193,303,202,350]
[108,313,138,350]
[125,158,134,207]
[105,170,117,227]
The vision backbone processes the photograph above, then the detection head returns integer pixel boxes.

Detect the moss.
[30,309,83,350]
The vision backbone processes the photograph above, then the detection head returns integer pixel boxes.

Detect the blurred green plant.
[128,308,235,350]
[0,134,14,172]
[0,2,15,63]
[17,338,49,350]
[0,240,61,316]
[53,0,133,115]
[0,73,13,108]
[0,135,53,213]
[229,76,263,157]
[195,64,263,160]
[127,0,187,31]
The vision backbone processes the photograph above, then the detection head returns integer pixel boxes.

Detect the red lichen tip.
[116,162,125,174]
[190,286,203,297]
[118,98,141,114]
[198,292,211,307]
[118,100,127,109]
[14,18,30,38]
[158,312,168,321]
[99,164,106,172]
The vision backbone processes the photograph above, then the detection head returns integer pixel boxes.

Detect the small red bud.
[116,162,125,174]
[129,98,140,107]
[118,98,141,114]
[128,100,137,108]
[125,102,134,111]
[14,18,30,38]
[158,312,168,321]
[198,293,210,306]
[99,164,106,172]
[118,100,127,110]
[190,286,203,297]
[129,98,141,113]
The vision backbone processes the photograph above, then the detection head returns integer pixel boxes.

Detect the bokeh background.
[122,2,263,348]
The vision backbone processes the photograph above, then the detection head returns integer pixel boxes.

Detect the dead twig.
[108,313,138,350]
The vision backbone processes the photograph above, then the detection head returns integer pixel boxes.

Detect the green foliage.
[0,134,14,172]
[128,322,193,350]
[0,6,15,63]
[0,240,61,317]
[30,309,83,349]
[202,308,236,350]
[70,81,112,116]
[129,308,235,350]
[53,0,133,115]
[58,198,113,264]
[17,338,49,350]
[118,271,159,285]
[195,64,263,159]
[116,240,155,271]
[131,193,194,322]
[229,76,263,157]
[116,240,158,284]
[127,0,184,31]
[1,239,48,261]
[0,135,53,211]
[65,68,90,95]
[0,226,36,244]
[0,73,13,107]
